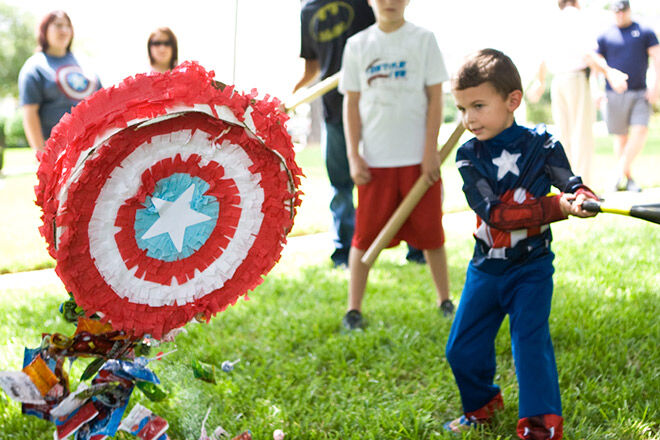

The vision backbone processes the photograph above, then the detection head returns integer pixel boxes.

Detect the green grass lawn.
[0,213,658,439]
[0,118,659,439]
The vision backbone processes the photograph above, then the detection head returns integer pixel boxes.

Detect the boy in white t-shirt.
[338,0,453,330]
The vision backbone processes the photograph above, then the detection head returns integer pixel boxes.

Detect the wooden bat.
[582,200,660,225]
[284,72,340,112]
[361,123,466,266]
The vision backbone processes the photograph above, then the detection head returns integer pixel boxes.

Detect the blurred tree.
[0,3,34,97]
[443,92,458,123]
[526,73,553,125]
[5,109,27,147]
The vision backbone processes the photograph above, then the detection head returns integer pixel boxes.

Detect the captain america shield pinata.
[35,62,303,339]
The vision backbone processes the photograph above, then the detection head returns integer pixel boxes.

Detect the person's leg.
[551,76,574,165]
[446,264,506,415]
[621,91,652,185]
[612,133,628,189]
[344,169,398,329]
[399,169,449,309]
[573,74,596,185]
[605,91,632,190]
[620,125,648,178]
[505,256,562,439]
[424,246,449,305]
[405,244,426,264]
[612,126,646,192]
[324,120,355,266]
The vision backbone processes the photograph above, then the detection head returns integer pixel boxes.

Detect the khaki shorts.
[605,90,651,135]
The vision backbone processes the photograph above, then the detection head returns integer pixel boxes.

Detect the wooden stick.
[284,72,340,112]
[361,122,466,266]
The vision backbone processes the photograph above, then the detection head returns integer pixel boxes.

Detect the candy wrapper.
[199,407,229,440]
[221,359,240,373]
[119,404,169,440]
[0,372,47,405]
[192,359,216,384]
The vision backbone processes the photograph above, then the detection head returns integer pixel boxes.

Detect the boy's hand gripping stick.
[361,123,465,266]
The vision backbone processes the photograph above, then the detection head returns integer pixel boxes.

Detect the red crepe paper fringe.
[36,62,303,339]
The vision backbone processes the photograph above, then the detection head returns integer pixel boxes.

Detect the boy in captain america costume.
[444,49,598,439]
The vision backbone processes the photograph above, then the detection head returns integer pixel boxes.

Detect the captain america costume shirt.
[456,121,587,275]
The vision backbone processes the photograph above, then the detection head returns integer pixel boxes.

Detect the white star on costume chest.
[141,184,212,252]
[492,150,521,180]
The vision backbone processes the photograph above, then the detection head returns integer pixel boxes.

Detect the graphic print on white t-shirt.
[365,59,407,86]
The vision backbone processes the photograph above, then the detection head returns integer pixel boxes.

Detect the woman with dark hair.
[148,27,178,73]
[18,10,102,153]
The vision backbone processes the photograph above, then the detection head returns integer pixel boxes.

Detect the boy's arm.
[22,104,46,153]
[486,189,597,228]
[457,147,571,231]
[544,134,598,200]
[343,91,370,185]
[543,135,599,218]
[587,51,628,94]
[526,62,547,104]
[421,83,443,185]
[646,44,660,105]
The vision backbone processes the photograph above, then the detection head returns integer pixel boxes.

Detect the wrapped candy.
[191,359,216,384]
[119,404,169,440]
[221,359,240,373]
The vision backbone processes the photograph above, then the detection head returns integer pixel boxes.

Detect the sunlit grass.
[0,214,658,439]
[1,118,659,439]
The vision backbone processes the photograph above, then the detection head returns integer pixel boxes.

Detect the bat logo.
[310,1,355,43]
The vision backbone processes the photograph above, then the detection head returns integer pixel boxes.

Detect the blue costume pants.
[445,254,562,419]
[323,120,355,265]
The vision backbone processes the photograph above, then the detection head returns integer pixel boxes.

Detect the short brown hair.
[38,11,73,53]
[558,0,577,9]
[148,27,178,70]
[451,48,522,99]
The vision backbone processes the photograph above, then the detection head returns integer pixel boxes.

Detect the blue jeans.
[324,120,355,265]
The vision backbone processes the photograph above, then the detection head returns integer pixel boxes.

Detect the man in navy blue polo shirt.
[595,0,660,192]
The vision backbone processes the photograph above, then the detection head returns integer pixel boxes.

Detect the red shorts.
[352,165,445,251]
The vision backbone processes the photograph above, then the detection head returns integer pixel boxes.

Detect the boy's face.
[369,0,409,24]
[452,82,521,141]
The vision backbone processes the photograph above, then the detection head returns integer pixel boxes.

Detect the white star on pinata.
[492,150,521,180]
[141,184,212,253]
